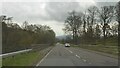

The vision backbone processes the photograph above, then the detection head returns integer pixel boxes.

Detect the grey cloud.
[45,2,82,22]
[2,2,95,23]
[2,2,51,23]
[2,1,117,36]
[96,2,117,7]
[94,0,119,2]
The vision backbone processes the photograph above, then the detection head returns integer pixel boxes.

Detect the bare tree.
[22,21,29,30]
[98,6,115,45]
[0,15,6,22]
[63,10,82,44]
[87,6,98,27]
[80,6,98,43]
[6,17,13,24]
[95,24,101,39]
[82,12,87,33]
[116,1,120,46]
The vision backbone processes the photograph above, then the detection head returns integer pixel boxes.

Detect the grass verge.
[72,44,118,56]
[2,51,41,66]
[0,58,2,67]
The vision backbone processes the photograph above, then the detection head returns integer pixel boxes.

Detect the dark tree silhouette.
[63,11,82,44]
[116,1,120,46]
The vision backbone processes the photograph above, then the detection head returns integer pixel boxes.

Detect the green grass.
[77,45,118,56]
[0,58,2,67]
[71,37,118,56]
[2,51,41,66]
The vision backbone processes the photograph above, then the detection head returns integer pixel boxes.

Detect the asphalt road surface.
[36,43,118,66]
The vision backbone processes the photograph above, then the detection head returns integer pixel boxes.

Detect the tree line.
[63,2,120,45]
[1,16,55,53]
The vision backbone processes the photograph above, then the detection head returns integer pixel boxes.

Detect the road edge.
[35,46,54,66]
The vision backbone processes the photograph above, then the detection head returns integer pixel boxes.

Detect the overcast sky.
[1,0,119,36]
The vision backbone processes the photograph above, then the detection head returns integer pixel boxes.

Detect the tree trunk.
[118,23,120,47]
[72,29,75,44]
[103,20,106,46]
[74,29,77,45]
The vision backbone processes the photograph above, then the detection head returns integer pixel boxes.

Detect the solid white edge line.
[36,49,53,66]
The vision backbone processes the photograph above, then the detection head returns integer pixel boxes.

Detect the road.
[36,43,118,66]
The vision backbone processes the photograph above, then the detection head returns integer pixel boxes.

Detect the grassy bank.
[0,58,2,67]
[72,37,118,56]
[72,44,118,56]
[2,51,41,66]
[77,45,118,56]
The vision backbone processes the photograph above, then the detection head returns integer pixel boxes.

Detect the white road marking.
[36,49,53,66]
[69,50,73,53]
[64,48,73,53]
[89,63,92,64]
[83,59,87,62]
[75,54,88,63]
[64,48,82,59]
[64,47,91,64]
[64,47,88,63]
[76,55,80,58]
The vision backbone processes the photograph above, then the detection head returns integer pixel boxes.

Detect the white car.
[65,43,70,47]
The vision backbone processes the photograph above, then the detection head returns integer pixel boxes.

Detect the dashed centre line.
[83,59,87,62]
[64,48,73,53]
[76,55,81,58]
[69,50,73,53]
[64,47,89,64]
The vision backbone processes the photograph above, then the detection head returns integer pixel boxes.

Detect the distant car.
[65,43,70,47]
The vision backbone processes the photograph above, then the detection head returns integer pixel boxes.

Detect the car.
[65,43,70,47]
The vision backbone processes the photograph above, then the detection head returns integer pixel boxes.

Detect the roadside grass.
[77,45,118,56]
[71,41,118,56]
[71,37,118,56]
[2,51,41,66]
[0,58,2,67]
